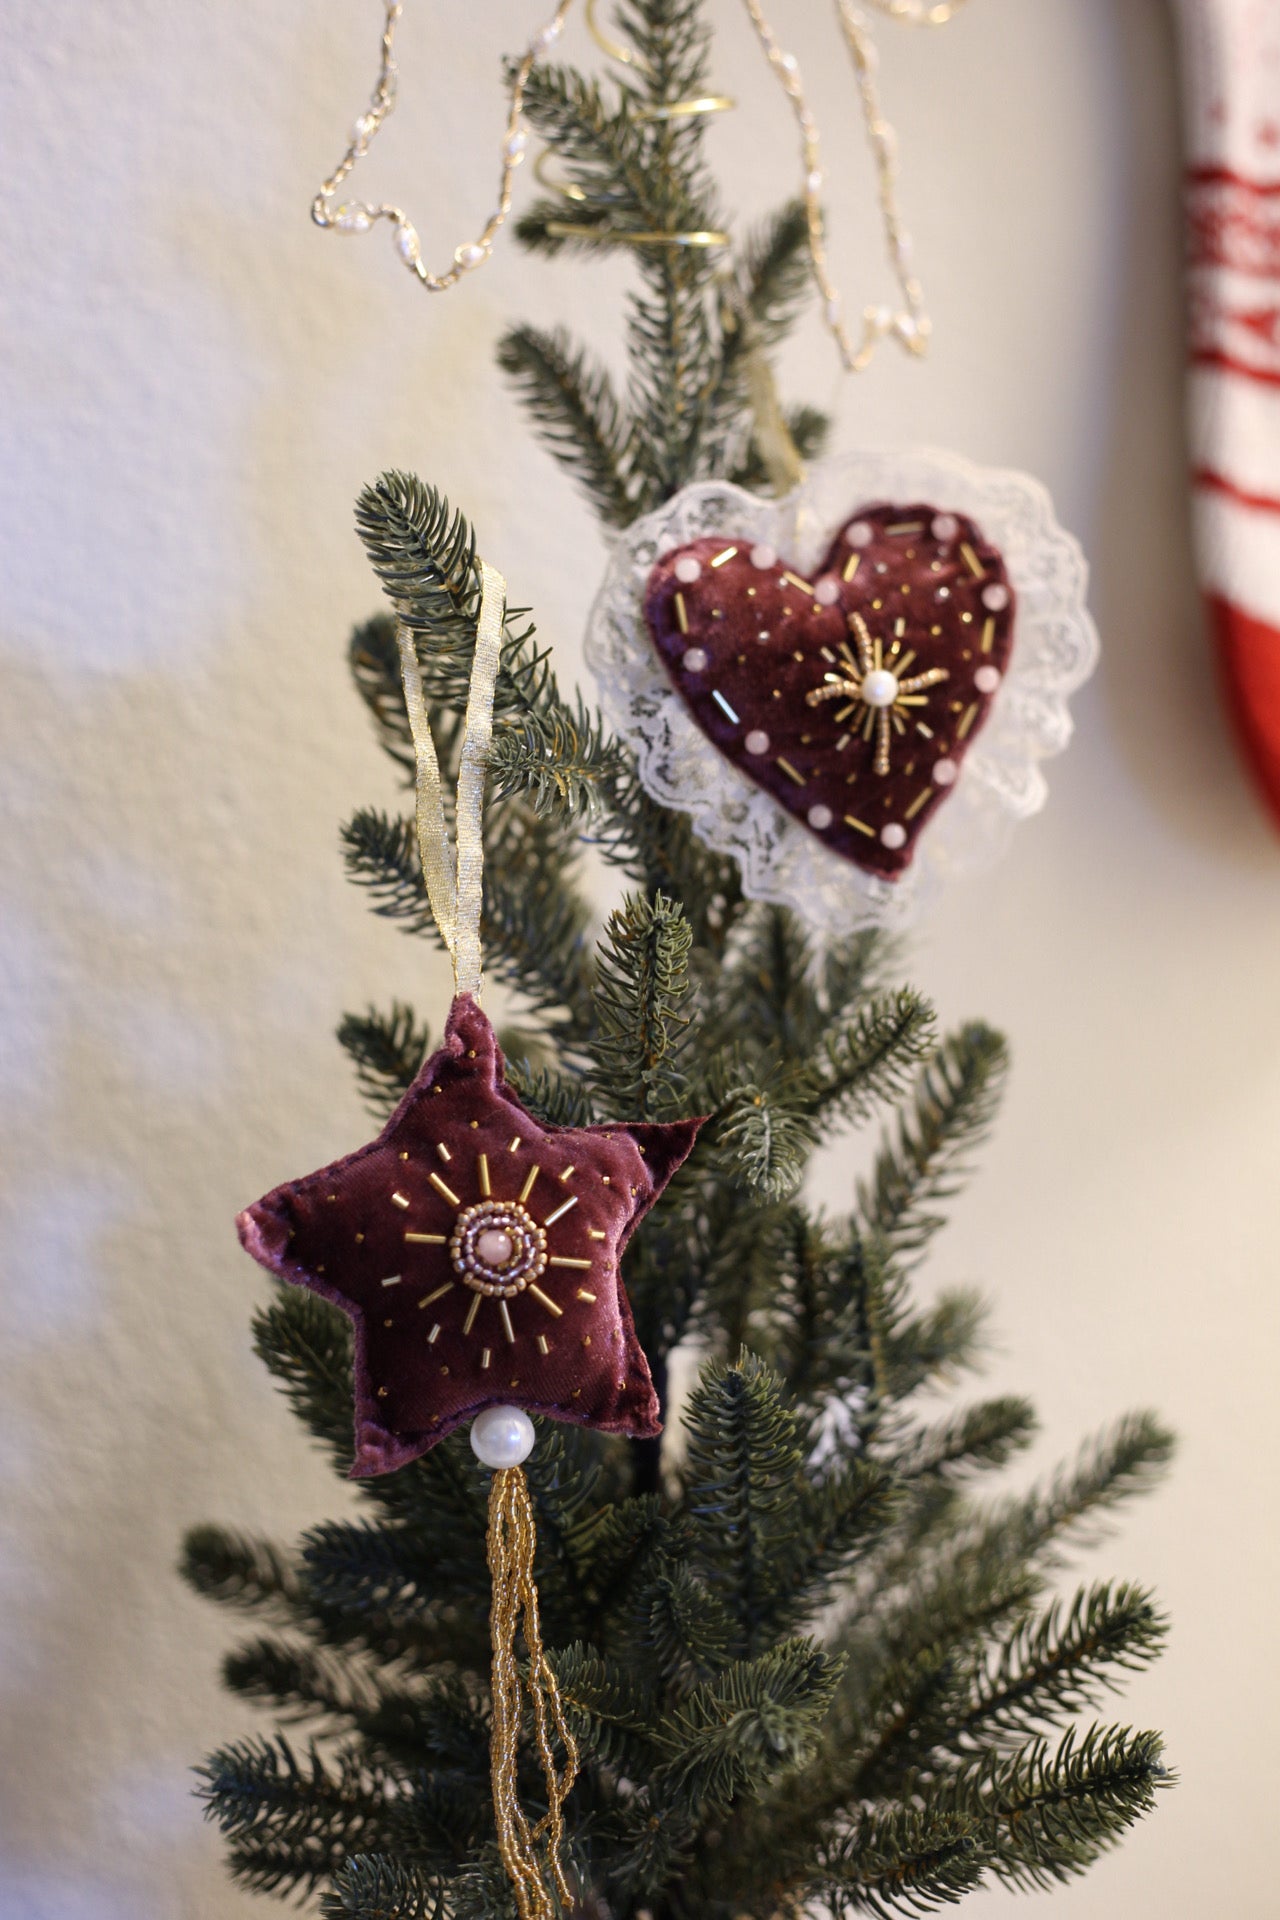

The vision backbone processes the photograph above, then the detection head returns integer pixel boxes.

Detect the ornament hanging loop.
[396,558,507,1002]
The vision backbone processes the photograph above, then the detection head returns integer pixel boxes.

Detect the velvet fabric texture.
[237,995,702,1475]
[643,504,1015,879]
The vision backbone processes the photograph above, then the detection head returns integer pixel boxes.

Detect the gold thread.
[419,1282,455,1308]
[904,787,933,820]
[674,590,689,634]
[436,1142,453,1162]
[477,1151,491,1197]
[547,1256,592,1270]
[844,814,875,837]
[519,1164,541,1204]
[981,616,996,654]
[463,1293,482,1336]
[429,1172,461,1206]
[710,546,739,568]
[499,1300,516,1344]
[537,1334,551,1355]
[405,1231,448,1245]
[485,1467,579,1920]
[960,541,985,578]
[543,1196,579,1226]
[527,1284,564,1317]
[391,1190,411,1210]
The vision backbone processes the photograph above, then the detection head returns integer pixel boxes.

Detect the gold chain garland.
[312,0,973,374]
[487,1467,580,1920]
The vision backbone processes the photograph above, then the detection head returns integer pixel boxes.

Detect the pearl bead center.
[475,1227,515,1269]
[861,667,900,709]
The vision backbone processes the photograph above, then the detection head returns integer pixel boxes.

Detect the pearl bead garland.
[470,1405,535,1469]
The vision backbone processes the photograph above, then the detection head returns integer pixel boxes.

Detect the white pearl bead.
[454,242,487,271]
[807,804,833,830]
[973,665,1001,694]
[745,729,770,755]
[674,555,703,584]
[880,822,907,849]
[813,576,841,606]
[471,1406,536,1470]
[505,129,529,162]
[982,583,1010,612]
[848,521,874,549]
[334,204,372,233]
[476,1227,515,1268]
[395,222,421,266]
[933,758,958,787]
[807,170,824,196]
[861,668,899,709]
[682,647,708,673]
[749,544,777,570]
[931,513,959,542]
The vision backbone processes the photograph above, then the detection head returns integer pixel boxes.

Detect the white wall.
[2,2,1277,1915]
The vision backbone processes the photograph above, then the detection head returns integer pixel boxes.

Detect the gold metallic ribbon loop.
[396,559,506,1001]
[487,1466,580,1920]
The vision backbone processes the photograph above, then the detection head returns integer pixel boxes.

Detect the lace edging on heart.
[584,448,1099,934]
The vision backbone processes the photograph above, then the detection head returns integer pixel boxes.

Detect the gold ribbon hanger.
[396,558,506,1001]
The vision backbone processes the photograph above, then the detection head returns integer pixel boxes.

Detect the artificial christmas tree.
[185,5,1172,1914]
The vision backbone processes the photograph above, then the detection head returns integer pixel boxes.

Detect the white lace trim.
[583,448,1099,933]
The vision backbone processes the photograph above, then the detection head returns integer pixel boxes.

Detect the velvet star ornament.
[238,995,702,1475]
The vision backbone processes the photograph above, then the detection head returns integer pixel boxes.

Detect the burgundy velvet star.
[237,995,702,1475]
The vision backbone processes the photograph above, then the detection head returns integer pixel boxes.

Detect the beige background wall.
[2,1,1277,1914]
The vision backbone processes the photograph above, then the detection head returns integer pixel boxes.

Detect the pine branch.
[937,1724,1173,1889]
[340,806,598,1043]
[951,1583,1168,1752]
[587,890,694,1119]
[893,1398,1038,1483]
[792,989,937,1128]
[682,1352,805,1656]
[1004,1412,1176,1562]
[809,1807,989,1918]
[253,1292,355,1471]
[322,1856,447,1920]
[180,1527,303,1624]
[337,1003,431,1121]
[198,1735,405,1897]
[648,1639,843,1817]
[497,324,636,527]
[861,1024,1009,1260]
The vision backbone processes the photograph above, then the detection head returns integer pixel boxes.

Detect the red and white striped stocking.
[1178,0,1280,824]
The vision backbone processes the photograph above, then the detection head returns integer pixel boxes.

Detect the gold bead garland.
[311,0,974,375]
[487,1465,579,1920]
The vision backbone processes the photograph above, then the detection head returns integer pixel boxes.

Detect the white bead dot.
[982,583,1010,612]
[682,647,708,673]
[454,242,488,270]
[674,555,703,585]
[749,544,777,570]
[745,729,770,755]
[470,1405,536,1470]
[848,521,874,549]
[807,804,833,830]
[933,758,958,787]
[931,513,959,542]
[504,129,529,161]
[476,1228,515,1268]
[813,576,841,606]
[880,822,907,850]
[974,664,1002,694]
[861,668,900,709]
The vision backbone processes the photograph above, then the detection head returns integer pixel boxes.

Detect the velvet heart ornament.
[586,452,1099,932]
[237,995,702,1475]
[643,505,1014,880]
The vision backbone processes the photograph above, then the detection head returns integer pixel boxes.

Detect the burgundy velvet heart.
[642,504,1016,879]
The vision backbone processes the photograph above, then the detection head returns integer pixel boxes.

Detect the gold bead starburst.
[806,611,949,777]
